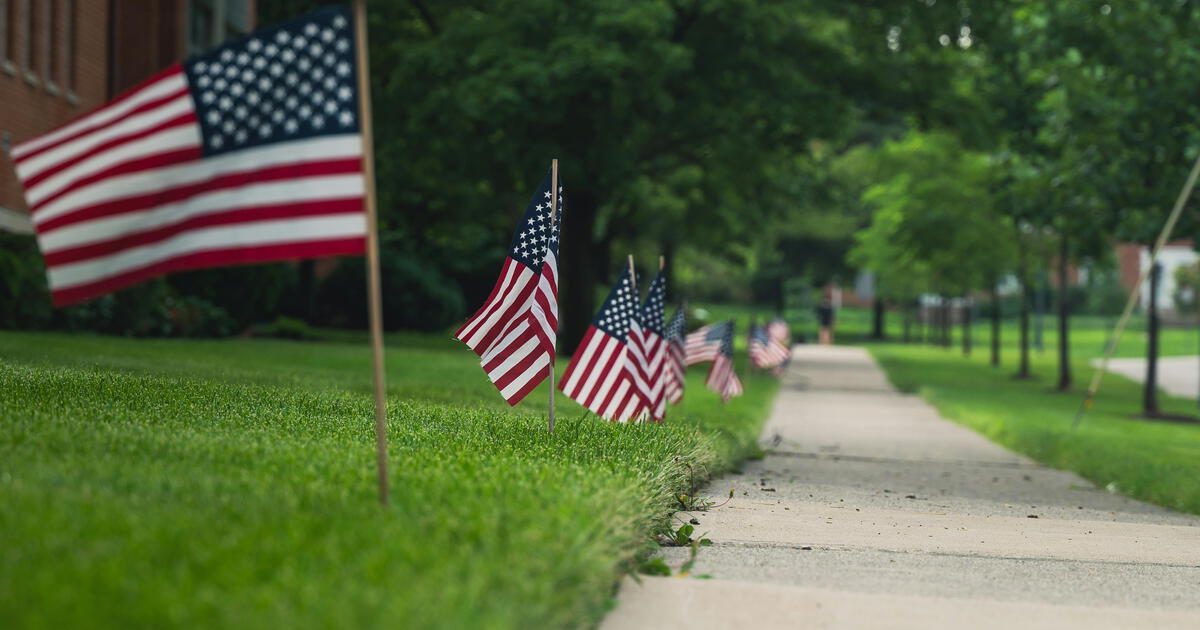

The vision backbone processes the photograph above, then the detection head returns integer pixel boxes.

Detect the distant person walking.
[817,292,836,345]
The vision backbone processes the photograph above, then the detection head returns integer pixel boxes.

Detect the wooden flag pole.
[1074,151,1200,429]
[354,0,390,505]
[547,159,559,433]
[629,254,636,286]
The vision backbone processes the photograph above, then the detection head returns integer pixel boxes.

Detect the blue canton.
[664,307,687,342]
[717,320,735,358]
[184,4,360,156]
[508,171,565,270]
[592,267,637,341]
[641,270,666,336]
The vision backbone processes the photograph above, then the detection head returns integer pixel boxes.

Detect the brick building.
[0,0,252,233]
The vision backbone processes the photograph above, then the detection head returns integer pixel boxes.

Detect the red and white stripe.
[767,320,790,343]
[628,317,666,421]
[11,66,366,306]
[750,337,790,368]
[559,326,644,423]
[664,332,686,405]
[706,354,744,403]
[475,250,559,405]
[685,325,720,365]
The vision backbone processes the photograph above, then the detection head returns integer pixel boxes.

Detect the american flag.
[628,270,667,421]
[456,170,563,405]
[749,324,790,368]
[559,266,646,422]
[11,6,367,306]
[705,320,743,403]
[685,320,729,365]
[663,306,687,405]
[767,318,791,345]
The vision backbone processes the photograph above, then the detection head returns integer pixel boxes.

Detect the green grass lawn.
[864,313,1200,516]
[0,331,777,629]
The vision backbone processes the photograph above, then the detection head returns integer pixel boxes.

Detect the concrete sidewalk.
[602,346,1200,630]
[1099,356,1200,399]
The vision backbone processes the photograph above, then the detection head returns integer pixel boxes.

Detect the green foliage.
[0,233,52,329]
[314,247,464,332]
[0,331,777,629]
[1173,264,1200,316]
[167,265,298,330]
[848,131,1013,300]
[252,316,322,341]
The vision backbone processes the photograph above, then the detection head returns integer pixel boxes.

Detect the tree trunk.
[942,297,952,348]
[560,189,600,355]
[1056,232,1072,391]
[1144,262,1162,416]
[1022,272,1032,376]
[871,297,885,340]
[990,286,1001,368]
[903,302,912,343]
[298,259,316,323]
[962,297,971,357]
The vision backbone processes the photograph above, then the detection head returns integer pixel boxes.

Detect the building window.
[40,0,54,91]
[187,0,250,56]
[19,0,31,81]
[61,0,71,96]
[0,0,12,74]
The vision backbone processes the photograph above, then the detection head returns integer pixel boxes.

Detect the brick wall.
[1,0,110,215]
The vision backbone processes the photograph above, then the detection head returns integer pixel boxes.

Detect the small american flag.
[456,170,563,405]
[767,318,791,345]
[559,266,645,422]
[628,270,667,421]
[705,320,743,403]
[749,324,790,368]
[685,321,728,366]
[663,306,687,405]
[12,6,367,306]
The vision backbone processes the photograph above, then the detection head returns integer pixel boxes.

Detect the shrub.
[314,248,464,332]
[0,233,53,329]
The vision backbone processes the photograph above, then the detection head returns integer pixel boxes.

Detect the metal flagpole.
[354,0,390,504]
[547,159,559,433]
[1074,151,1200,429]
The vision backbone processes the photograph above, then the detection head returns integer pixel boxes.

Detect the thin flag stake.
[547,159,559,433]
[354,0,390,504]
[1075,151,1200,428]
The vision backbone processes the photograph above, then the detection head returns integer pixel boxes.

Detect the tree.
[849,132,1013,347]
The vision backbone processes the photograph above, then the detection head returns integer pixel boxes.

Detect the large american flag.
[749,324,790,368]
[685,321,728,366]
[559,266,645,422]
[629,270,667,421]
[705,320,743,403]
[11,6,367,306]
[456,171,563,405]
[663,306,687,405]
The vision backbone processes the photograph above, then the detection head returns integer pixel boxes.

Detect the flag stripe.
[40,169,363,251]
[33,136,362,229]
[17,94,196,183]
[43,197,364,266]
[51,236,364,306]
[12,67,189,161]
[457,258,522,348]
[24,113,200,203]
[49,213,366,291]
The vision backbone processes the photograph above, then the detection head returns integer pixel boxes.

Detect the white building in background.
[1137,243,1199,313]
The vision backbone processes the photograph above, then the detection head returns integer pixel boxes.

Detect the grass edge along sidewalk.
[0,330,777,630]
[866,343,1200,516]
